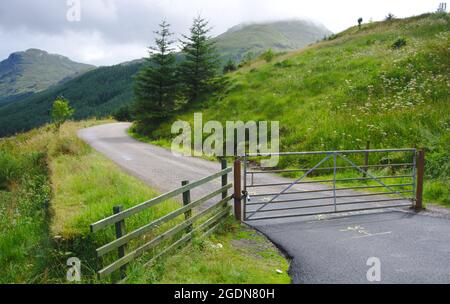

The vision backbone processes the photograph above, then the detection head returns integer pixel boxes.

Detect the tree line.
[133,16,221,135]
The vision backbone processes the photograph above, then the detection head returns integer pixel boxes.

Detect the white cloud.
[0,0,442,65]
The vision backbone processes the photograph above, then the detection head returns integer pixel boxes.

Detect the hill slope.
[150,13,449,198]
[214,19,332,61]
[0,49,95,106]
[0,20,331,136]
[0,63,140,136]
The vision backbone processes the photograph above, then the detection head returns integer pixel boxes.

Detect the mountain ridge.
[214,19,332,61]
[0,48,95,106]
[0,19,332,136]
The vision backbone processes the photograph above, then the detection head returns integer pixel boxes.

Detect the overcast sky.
[0,0,442,66]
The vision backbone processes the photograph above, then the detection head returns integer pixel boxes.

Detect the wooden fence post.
[221,159,228,200]
[415,149,425,212]
[113,206,127,280]
[233,159,242,221]
[182,180,193,232]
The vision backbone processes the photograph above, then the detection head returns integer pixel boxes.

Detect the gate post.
[233,159,243,221]
[415,149,425,212]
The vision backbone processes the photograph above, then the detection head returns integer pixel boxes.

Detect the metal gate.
[242,149,424,222]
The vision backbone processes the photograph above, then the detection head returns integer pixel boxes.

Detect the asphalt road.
[79,123,450,284]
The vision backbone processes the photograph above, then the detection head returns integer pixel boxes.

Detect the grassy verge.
[125,219,291,284]
[0,120,290,284]
[0,147,51,283]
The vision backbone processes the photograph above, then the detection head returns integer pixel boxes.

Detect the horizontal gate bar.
[248,184,414,197]
[246,191,414,206]
[246,149,416,157]
[246,198,410,213]
[246,154,333,220]
[246,163,414,175]
[247,175,413,188]
[244,203,412,221]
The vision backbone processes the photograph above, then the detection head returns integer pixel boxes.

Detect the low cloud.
[0,0,439,65]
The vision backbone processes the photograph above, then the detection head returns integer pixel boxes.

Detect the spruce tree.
[179,16,219,105]
[134,20,178,133]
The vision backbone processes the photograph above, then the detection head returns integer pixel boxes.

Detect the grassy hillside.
[0,20,331,137]
[0,120,290,283]
[149,13,449,205]
[0,49,94,106]
[214,19,332,62]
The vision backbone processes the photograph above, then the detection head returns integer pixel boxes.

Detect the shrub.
[392,38,407,49]
[52,97,74,131]
[274,60,294,68]
[0,151,19,190]
[261,49,275,63]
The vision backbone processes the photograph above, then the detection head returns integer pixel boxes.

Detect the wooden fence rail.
[90,159,233,281]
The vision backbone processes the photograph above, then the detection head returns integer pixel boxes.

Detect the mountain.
[0,62,141,137]
[0,19,330,136]
[214,19,332,62]
[0,49,95,106]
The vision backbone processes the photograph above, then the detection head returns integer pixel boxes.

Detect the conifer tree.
[134,20,178,132]
[178,16,219,105]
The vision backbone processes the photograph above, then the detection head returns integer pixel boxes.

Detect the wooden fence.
[90,160,234,281]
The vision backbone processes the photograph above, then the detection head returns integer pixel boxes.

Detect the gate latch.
[242,190,250,202]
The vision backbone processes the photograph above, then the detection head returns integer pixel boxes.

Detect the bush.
[392,38,407,49]
[274,60,294,68]
[0,151,19,190]
[52,97,74,131]
[261,49,275,63]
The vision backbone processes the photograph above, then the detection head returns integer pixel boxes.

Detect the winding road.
[79,123,450,284]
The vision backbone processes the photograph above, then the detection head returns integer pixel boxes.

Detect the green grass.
[144,13,449,207]
[0,120,290,284]
[0,150,51,283]
[125,219,290,284]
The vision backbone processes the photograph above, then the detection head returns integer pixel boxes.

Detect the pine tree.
[178,16,219,105]
[134,20,178,133]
